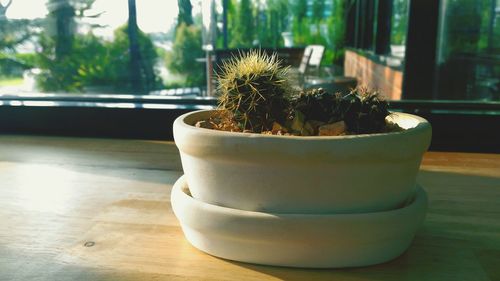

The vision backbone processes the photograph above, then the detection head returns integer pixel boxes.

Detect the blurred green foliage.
[0,0,40,78]
[166,23,205,87]
[230,0,255,47]
[258,0,288,47]
[327,0,346,66]
[163,0,206,88]
[290,0,346,66]
[177,0,194,27]
[391,0,408,45]
[0,0,160,93]
[443,0,496,57]
[224,0,347,67]
[1,0,351,93]
[36,25,161,92]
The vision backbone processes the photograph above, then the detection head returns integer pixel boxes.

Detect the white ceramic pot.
[173,110,431,214]
[171,176,428,268]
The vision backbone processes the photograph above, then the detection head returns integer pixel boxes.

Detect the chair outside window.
[305,45,325,77]
[300,45,357,93]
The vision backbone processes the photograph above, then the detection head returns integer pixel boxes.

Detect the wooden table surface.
[0,135,499,281]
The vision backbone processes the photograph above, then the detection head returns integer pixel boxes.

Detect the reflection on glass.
[436,0,499,101]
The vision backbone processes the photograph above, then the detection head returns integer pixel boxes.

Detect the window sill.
[0,93,499,153]
[0,92,217,108]
[345,47,405,71]
[0,93,217,140]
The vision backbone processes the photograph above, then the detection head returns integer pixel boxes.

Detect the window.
[345,0,408,100]
[0,0,350,97]
[435,0,500,101]
[341,0,499,152]
[0,0,207,96]
[346,0,376,50]
[345,0,499,102]
[389,0,408,57]
[0,0,499,152]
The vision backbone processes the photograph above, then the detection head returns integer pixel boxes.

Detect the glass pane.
[2,0,495,102]
[344,0,407,100]
[436,0,500,101]
[390,0,408,57]
[0,0,349,97]
[214,0,347,94]
[0,0,206,96]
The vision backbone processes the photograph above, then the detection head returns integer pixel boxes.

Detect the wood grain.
[0,134,499,281]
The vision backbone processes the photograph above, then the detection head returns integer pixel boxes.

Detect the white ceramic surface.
[173,110,431,214]
[171,175,428,268]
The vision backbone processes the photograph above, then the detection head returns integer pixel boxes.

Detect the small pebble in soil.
[195,120,214,129]
[318,121,347,136]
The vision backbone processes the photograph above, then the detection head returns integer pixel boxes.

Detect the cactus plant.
[211,50,392,135]
[337,88,390,134]
[289,88,343,123]
[287,87,391,135]
[217,50,292,133]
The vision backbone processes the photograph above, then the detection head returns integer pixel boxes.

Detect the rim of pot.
[173,110,432,160]
[175,109,430,141]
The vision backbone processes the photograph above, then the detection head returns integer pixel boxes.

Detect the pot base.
[171,175,427,268]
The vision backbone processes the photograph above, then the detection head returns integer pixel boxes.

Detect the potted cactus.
[171,51,431,267]
[174,51,431,214]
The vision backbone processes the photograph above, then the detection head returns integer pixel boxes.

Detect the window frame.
[1,93,499,153]
[346,0,406,71]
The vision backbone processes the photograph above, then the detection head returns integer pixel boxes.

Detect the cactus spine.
[217,50,291,133]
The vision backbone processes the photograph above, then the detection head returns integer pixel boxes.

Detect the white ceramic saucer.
[171,175,428,268]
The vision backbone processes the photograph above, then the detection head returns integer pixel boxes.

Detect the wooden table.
[0,135,499,281]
